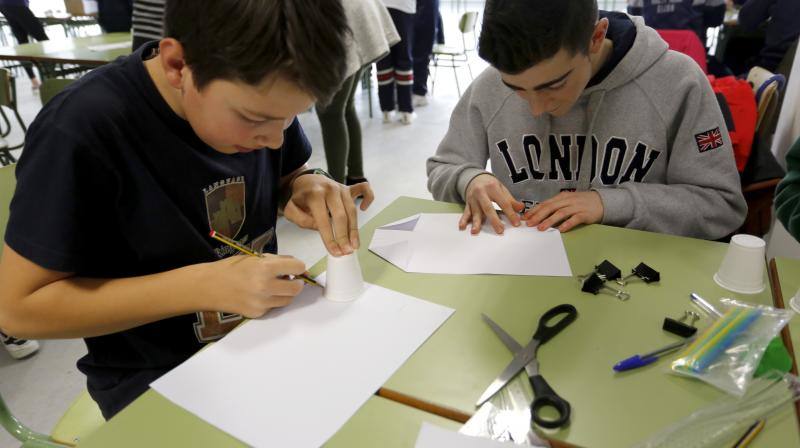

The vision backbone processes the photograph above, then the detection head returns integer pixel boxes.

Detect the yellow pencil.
[209,230,320,287]
[732,419,765,448]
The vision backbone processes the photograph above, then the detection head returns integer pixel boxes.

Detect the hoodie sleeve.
[775,137,800,240]
[596,56,747,240]
[427,82,495,203]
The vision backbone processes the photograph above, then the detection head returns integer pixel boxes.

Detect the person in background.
[412,0,440,107]
[731,0,800,73]
[0,0,49,89]
[96,0,133,33]
[627,0,726,45]
[316,0,399,184]
[776,137,800,240]
[131,0,165,51]
[377,0,416,124]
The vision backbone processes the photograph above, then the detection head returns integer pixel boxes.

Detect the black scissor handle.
[530,374,571,428]
[532,304,578,344]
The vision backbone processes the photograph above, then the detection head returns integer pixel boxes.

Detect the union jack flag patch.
[695,127,724,153]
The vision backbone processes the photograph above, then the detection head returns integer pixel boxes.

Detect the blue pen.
[613,340,688,372]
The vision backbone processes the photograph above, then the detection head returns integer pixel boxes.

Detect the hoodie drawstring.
[577,90,607,191]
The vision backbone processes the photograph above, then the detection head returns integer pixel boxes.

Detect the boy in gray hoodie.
[426,0,746,240]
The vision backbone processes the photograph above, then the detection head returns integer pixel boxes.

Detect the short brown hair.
[165,0,349,103]
[479,0,599,74]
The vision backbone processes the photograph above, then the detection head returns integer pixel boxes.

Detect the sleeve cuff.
[456,168,491,202]
[596,188,635,226]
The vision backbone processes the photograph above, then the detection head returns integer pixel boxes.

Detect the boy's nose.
[255,121,286,148]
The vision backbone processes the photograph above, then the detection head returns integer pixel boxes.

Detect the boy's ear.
[588,18,609,55]
[158,38,188,90]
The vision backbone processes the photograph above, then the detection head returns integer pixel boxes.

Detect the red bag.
[707,75,757,172]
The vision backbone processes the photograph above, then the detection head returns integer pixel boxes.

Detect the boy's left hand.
[283,174,374,256]
[523,191,604,232]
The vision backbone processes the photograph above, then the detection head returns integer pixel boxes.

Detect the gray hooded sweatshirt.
[427,16,746,240]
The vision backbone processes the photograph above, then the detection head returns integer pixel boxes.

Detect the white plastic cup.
[789,288,800,314]
[713,234,766,294]
[324,253,365,302]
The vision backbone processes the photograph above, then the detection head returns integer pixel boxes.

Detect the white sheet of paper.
[415,423,518,448]
[369,213,572,276]
[87,41,131,52]
[151,281,453,448]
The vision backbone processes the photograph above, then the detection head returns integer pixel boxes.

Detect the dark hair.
[165,0,349,103]
[478,0,599,74]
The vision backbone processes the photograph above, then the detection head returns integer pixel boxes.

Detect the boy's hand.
[283,174,374,256]
[461,174,524,235]
[523,191,604,232]
[200,254,306,318]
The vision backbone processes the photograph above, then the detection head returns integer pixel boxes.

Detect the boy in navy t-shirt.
[0,0,373,419]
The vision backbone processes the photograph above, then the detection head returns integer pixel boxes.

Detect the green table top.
[76,196,800,447]
[313,196,797,448]
[78,392,459,447]
[0,32,130,66]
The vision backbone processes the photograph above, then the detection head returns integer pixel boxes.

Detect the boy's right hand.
[461,174,524,235]
[198,254,306,318]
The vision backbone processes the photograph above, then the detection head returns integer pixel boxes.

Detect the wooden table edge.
[767,258,800,431]
[377,388,580,448]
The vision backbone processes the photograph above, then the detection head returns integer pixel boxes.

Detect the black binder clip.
[595,260,622,281]
[617,262,660,286]
[581,272,630,301]
[663,311,700,337]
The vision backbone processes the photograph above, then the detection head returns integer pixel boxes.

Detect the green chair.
[38,78,75,106]
[430,11,479,97]
[0,164,105,447]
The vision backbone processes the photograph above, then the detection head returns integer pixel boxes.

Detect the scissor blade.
[476,350,534,406]
[482,314,524,354]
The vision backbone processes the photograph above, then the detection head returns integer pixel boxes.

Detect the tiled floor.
[0,3,488,446]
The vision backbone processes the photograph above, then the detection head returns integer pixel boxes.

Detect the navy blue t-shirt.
[5,42,311,418]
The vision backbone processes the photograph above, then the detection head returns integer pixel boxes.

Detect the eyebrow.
[502,69,573,92]
[239,108,284,121]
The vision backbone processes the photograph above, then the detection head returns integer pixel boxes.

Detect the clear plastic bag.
[633,372,800,448]
[669,299,794,396]
[459,374,550,447]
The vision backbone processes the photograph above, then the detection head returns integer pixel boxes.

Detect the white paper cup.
[713,234,766,294]
[789,288,800,314]
[324,253,365,302]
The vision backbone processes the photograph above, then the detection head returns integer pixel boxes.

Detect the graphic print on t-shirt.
[194,311,243,343]
[204,176,246,239]
[199,176,249,342]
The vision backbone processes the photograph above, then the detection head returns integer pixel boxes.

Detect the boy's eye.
[547,81,567,91]
[241,115,266,125]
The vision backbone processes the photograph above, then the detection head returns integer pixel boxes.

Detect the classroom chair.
[38,78,75,106]
[737,66,788,237]
[0,164,105,447]
[747,66,786,131]
[430,11,479,97]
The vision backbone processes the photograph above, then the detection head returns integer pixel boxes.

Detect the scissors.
[476,304,578,429]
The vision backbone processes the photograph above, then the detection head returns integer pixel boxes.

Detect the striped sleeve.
[132,0,166,41]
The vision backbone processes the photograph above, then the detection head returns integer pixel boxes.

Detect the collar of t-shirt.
[129,41,214,153]
[586,11,637,88]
